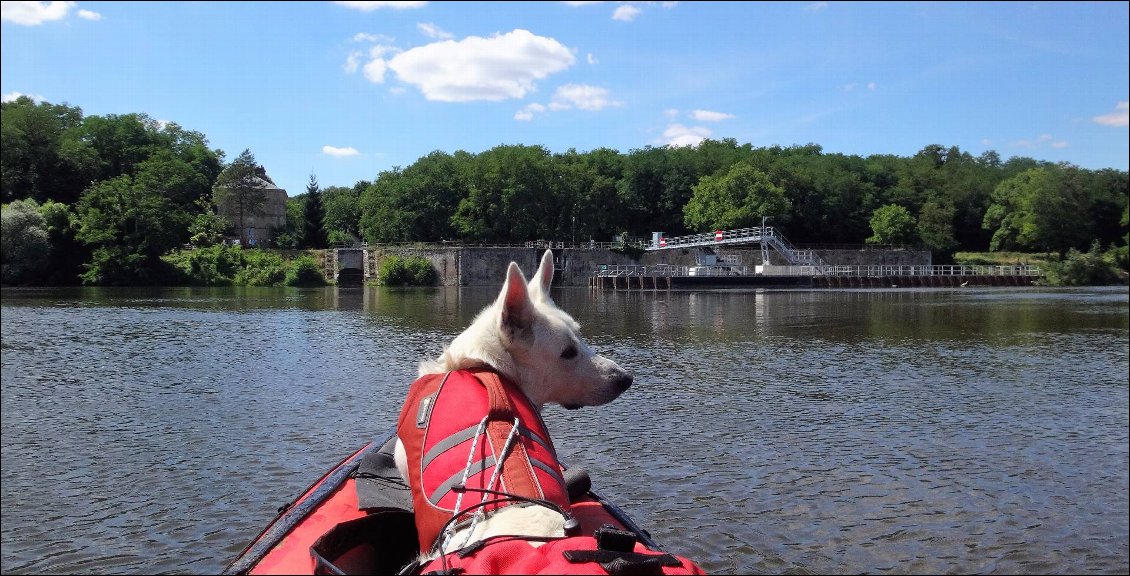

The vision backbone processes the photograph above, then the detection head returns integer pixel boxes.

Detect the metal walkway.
[649,226,826,267]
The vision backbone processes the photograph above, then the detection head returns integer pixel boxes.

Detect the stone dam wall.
[339,245,932,286]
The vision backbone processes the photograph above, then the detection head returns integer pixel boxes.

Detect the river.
[1,285,1127,574]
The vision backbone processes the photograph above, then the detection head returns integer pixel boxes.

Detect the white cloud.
[335,1,427,11]
[417,22,452,40]
[347,43,399,80]
[562,1,604,5]
[513,86,620,121]
[76,8,99,20]
[564,1,677,22]
[2,91,46,103]
[587,53,598,65]
[2,1,74,25]
[689,109,733,122]
[351,32,381,43]
[612,4,641,21]
[514,102,546,121]
[363,57,388,83]
[344,51,361,73]
[663,108,679,118]
[549,84,621,111]
[842,82,875,93]
[385,29,575,102]
[804,2,828,12]
[323,145,362,157]
[1093,101,1129,127]
[1010,134,1068,149]
[661,123,711,147]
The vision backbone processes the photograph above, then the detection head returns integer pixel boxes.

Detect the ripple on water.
[2,286,1128,574]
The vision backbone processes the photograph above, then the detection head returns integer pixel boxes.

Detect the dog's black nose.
[615,374,633,392]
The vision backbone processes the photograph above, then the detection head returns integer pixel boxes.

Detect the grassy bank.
[955,244,1128,286]
[162,246,328,287]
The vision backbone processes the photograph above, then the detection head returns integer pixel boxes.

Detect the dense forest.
[2,96,1127,286]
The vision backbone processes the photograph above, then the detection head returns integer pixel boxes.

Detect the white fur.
[394,250,632,557]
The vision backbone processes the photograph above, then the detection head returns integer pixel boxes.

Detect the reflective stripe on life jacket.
[396,369,571,552]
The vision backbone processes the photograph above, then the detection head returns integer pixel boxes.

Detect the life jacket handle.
[470,368,516,421]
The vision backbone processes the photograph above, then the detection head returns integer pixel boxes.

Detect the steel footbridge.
[649,226,826,267]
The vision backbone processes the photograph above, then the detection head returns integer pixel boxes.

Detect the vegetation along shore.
[2,97,1126,288]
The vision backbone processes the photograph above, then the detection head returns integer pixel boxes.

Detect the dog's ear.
[529,250,554,301]
[499,261,534,340]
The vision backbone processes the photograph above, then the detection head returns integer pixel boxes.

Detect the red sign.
[659,237,667,247]
[715,230,724,241]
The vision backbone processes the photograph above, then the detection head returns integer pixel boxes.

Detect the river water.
[1,285,1127,575]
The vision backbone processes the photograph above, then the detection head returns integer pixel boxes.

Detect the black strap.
[594,524,638,552]
[562,549,683,575]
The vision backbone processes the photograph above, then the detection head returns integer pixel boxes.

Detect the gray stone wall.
[325,245,932,286]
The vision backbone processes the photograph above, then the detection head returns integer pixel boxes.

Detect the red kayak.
[222,428,675,575]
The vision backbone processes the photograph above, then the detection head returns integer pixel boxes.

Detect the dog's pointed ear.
[499,261,533,340]
[529,250,554,301]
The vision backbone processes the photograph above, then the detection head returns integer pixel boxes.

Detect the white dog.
[394,249,633,557]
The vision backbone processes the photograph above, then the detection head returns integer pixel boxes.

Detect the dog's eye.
[560,346,578,359]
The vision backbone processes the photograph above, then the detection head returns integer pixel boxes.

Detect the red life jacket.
[396,369,571,552]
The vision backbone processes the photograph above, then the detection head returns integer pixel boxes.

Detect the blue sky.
[3,1,1128,198]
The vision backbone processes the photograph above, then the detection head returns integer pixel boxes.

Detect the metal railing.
[649,226,827,266]
[809,264,1043,277]
[594,264,1044,278]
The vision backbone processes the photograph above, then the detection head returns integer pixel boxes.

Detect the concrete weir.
[320,244,1044,289]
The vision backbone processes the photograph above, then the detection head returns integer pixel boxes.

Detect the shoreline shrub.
[376,255,437,286]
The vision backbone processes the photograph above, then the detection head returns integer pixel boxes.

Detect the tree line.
[2,96,1127,286]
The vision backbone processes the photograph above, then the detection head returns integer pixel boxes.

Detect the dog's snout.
[615,373,633,392]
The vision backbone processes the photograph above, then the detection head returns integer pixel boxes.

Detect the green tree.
[1,199,51,284]
[916,200,958,258]
[867,204,917,245]
[74,173,185,285]
[188,197,230,247]
[273,195,304,249]
[323,181,365,243]
[983,166,1092,256]
[362,151,470,243]
[79,113,163,182]
[212,149,266,247]
[39,199,87,284]
[683,161,790,231]
[1,96,97,204]
[451,145,556,241]
[300,173,328,248]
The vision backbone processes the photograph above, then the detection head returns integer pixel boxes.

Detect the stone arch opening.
[337,268,364,286]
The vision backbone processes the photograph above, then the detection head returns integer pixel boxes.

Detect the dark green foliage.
[286,254,328,287]
[1044,241,1122,286]
[212,149,266,248]
[232,250,288,286]
[301,173,328,249]
[1,97,97,205]
[1,199,50,284]
[683,161,790,231]
[2,96,1127,287]
[867,204,917,245]
[376,255,438,286]
[323,182,364,243]
[163,246,327,287]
